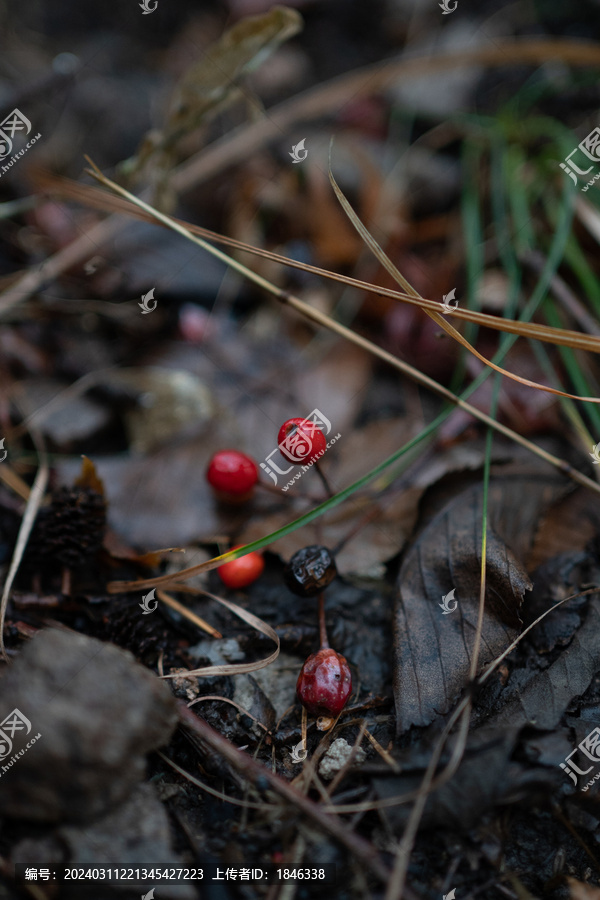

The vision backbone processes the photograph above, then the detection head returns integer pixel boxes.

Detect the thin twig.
[326,720,369,797]
[176,701,394,887]
[35,171,600,356]
[158,750,279,811]
[317,593,329,649]
[313,460,334,499]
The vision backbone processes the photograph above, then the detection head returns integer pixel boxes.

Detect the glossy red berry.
[277,418,327,465]
[206,450,258,502]
[218,548,265,589]
[296,648,352,718]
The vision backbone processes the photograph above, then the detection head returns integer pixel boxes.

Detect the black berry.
[284,545,337,597]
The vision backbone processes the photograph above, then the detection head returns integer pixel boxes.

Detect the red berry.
[296,648,352,718]
[277,418,327,465]
[206,450,258,502]
[218,548,264,589]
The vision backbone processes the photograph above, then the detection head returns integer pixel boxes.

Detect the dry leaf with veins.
[393,471,570,734]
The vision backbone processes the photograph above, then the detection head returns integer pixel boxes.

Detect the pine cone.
[100,596,176,661]
[26,486,106,571]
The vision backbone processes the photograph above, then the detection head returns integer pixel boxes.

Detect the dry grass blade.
[364,728,401,773]
[156,590,222,639]
[325,720,369,797]
[159,586,279,679]
[0,464,32,502]
[172,39,600,192]
[0,423,48,659]
[158,751,280,810]
[328,162,600,403]
[35,170,600,354]
[187,695,272,734]
[2,39,600,321]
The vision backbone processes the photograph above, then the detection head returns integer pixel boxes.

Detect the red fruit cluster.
[206,450,258,502]
[296,647,352,718]
[277,418,327,465]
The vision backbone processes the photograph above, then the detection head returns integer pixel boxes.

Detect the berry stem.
[256,480,288,496]
[332,502,381,555]
[61,567,71,597]
[256,480,325,504]
[313,460,334,499]
[301,704,307,755]
[318,592,329,649]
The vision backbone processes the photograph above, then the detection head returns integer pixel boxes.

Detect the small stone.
[318,738,366,781]
[0,629,178,822]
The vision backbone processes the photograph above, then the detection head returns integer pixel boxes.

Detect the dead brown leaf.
[394,472,569,733]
